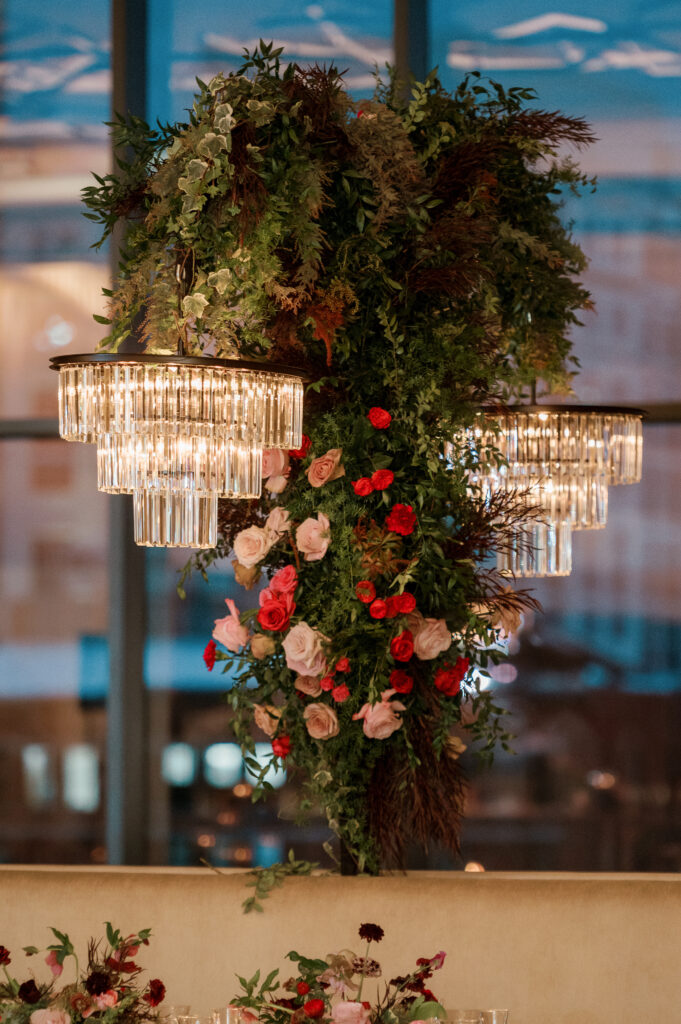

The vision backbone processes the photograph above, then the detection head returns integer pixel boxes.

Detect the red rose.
[371,469,394,490]
[386,503,417,536]
[332,683,350,703]
[368,407,392,429]
[356,580,376,604]
[297,982,311,996]
[352,477,374,496]
[0,946,10,966]
[257,596,294,632]
[394,592,416,614]
[272,735,292,758]
[290,435,312,459]
[385,596,399,618]
[320,675,335,691]
[335,657,351,673]
[203,639,216,671]
[144,980,166,1007]
[303,1000,325,1019]
[434,656,470,696]
[369,599,387,619]
[390,629,414,662]
[389,669,414,694]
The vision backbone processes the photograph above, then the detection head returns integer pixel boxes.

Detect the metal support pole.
[106,0,150,865]
[394,0,429,86]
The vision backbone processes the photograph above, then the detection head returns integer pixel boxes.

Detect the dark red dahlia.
[358,923,384,943]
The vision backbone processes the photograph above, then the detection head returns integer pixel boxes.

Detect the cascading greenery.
[83,42,595,873]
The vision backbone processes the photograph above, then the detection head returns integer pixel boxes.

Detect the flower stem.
[356,940,371,1001]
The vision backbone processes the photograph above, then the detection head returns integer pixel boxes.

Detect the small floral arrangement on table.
[230,923,447,1024]
[0,925,165,1024]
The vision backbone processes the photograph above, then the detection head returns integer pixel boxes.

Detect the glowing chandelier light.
[472,404,644,578]
[51,353,305,548]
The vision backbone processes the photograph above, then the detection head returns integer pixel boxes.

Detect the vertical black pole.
[106,0,150,866]
[394,0,429,85]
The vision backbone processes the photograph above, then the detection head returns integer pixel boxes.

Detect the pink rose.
[353,689,406,739]
[332,1004,370,1024]
[266,474,289,494]
[271,564,298,594]
[45,950,63,977]
[296,513,331,562]
[213,597,250,652]
[233,525,272,568]
[251,634,276,660]
[254,704,281,737]
[265,506,290,541]
[94,991,118,1010]
[31,1012,71,1024]
[304,703,340,739]
[295,674,323,697]
[283,621,328,676]
[411,614,452,660]
[305,448,345,488]
[262,449,290,479]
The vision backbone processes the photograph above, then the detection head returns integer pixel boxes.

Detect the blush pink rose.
[353,689,406,739]
[262,449,289,479]
[94,992,118,1010]
[251,634,276,660]
[233,525,272,567]
[265,474,289,494]
[332,1004,371,1024]
[31,1012,71,1024]
[295,674,323,697]
[270,564,298,594]
[213,597,250,652]
[412,616,452,660]
[303,703,340,739]
[45,950,63,978]
[305,448,345,488]
[282,621,328,676]
[254,704,281,737]
[265,506,290,540]
[296,513,331,562]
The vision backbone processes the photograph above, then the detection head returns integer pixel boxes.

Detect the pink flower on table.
[408,611,452,660]
[266,474,289,494]
[353,689,406,739]
[295,674,323,697]
[270,564,298,594]
[283,621,328,676]
[31,1012,71,1024]
[265,506,290,541]
[213,598,249,652]
[45,949,63,977]
[332,1004,370,1024]
[306,448,345,488]
[233,525,272,568]
[262,449,290,479]
[94,991,118,1010]
[250,634,276,660]
[303,702,340,739]
[254,704,282,737]
[296,513,331,561]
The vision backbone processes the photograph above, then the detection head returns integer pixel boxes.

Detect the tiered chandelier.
[51,353,305,548]
[471,404,644,577]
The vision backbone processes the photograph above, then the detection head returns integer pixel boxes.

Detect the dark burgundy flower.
[18,980,41,1004]
[303,1000,325,1019]
[143,979,166,1007]
[389,669,413,694]
[203,639,217,671]
[351,957,381,977]
[358,923,384,943]
[0,946,10,966]
[85,971,111,996]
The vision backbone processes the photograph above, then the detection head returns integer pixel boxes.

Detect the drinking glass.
[447,1012,483,1024]
[166,1010,191,1024]
[481,1013,509,1024]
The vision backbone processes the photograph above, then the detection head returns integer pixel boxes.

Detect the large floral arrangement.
[231,922,447,1024]
[0,926,165,1024]
[84,44,595,871]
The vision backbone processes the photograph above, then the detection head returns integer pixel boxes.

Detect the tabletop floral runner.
[84,43,595,871]
[231,922,447,1024]
[0,926,165,1024]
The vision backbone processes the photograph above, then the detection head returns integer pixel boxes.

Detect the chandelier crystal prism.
[51,353,306,548]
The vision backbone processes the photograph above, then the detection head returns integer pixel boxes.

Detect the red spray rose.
[303,1001,325,1019]
[370,468,394,490]
[434,657,470,696]
[332,683,350,703]
[297,982,311,996]
[394,592,416,614]
[352,477,374,496]
[272,736,292,758]
[257,595,294,632]
[369,599,387,619]
[390,630,414,662]
[386,503,417,536]
[289,435,312,459]
[0,946,10,966]
[320,675,335,691]
[368,407,392,429]
[389,669,414,694]
[356,580,376,603]
[203,639,216,671]
[144,980,166,1007]
[335,657,351,673]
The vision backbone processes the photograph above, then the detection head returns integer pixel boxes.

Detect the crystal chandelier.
[51,353,305,548]
[471,404,644,578]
